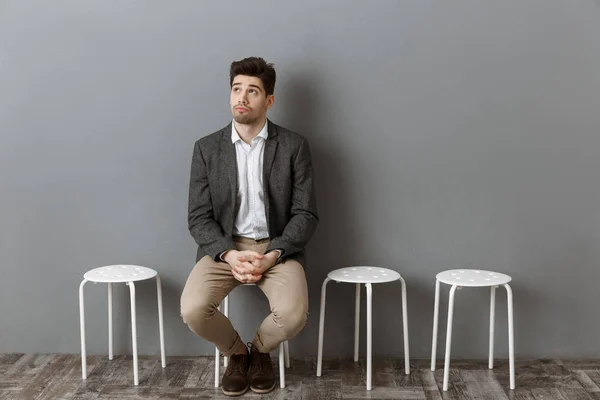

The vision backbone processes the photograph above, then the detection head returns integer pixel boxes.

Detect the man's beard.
[233,112,258,125]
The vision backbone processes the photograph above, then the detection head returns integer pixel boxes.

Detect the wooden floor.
[1,354,600,400]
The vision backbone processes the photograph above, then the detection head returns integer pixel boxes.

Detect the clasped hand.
[224,250,278,284]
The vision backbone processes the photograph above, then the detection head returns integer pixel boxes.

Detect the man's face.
[230,75,274,125]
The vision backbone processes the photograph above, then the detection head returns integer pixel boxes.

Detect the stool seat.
[84,265,157,283]
[436,269,511,287]
[328,266,400,284]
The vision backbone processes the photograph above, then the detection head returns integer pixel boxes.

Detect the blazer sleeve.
[188,141,235,260]
[266,138,319,260]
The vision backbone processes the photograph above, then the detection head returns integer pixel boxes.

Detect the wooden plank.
[35,355,82,400]
[530,387,567,400]
[572,370,600,395]
[16,354,71,400]
[558,388,594,400]
[298,379,343,400]
[342,385,426,399]
[419,370,443,400]
[463,370,509,400]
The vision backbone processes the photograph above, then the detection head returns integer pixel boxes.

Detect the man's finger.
[234,264,252,274]
[246,274,262,283]
[232,271,245,283]
[237,252,264,262]
[233,268,252,282]
[240,261,258,273]
[249,258,263,267]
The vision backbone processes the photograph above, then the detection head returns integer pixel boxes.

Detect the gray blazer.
[188,120,319,265]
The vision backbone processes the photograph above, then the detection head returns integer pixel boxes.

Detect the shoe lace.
[248,343,273,373]
[227,354,247,374]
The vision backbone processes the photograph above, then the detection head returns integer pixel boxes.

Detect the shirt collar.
[231,120,269,144]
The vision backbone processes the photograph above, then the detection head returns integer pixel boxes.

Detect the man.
[181,57,319,396]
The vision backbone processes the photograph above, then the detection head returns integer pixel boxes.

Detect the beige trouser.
[180,237,308,356]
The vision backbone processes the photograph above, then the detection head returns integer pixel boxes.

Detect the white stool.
[430,269,515,391]
[316,266,410,391]
[214,283,290,389]
[79,265,166,386]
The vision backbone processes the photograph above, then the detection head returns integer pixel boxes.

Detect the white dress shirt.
[219,120,282,262]
[231,120,270,240]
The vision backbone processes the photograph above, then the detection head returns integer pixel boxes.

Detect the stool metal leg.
[399,276,410,375]
[316,277,332,377]
[79,279,89,380]
[156,276,166,368]
[279,342,285,388]
[223,295,229,368]
[366,283,373,391]
[127,282,139,386]
[489,286,496,369]
[354,283,360,362]
[284,340,290,368]
[214,345,220,387]
[430,279,440,371]
[215,302,221,388]
[443,285,458,391]
[505,284,515,390]
[108,283,113,361]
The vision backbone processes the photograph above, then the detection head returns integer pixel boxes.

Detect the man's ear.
[266,95,275,110]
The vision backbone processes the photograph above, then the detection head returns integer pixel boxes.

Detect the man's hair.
[229,57,276,96]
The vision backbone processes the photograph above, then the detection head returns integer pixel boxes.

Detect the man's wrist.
[265,249,283,265]
[220,249,236,263]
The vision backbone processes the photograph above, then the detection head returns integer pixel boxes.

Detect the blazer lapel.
[263,122,279,230]
[263,121,279,187]
[221,124,238,207]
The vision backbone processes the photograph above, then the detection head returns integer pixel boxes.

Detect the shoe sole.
[250,382,276,394]
[221,384,249,397]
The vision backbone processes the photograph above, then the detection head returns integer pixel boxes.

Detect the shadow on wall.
[274,68,366,357]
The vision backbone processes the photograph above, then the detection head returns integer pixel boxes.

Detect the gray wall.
[1,0,600,359]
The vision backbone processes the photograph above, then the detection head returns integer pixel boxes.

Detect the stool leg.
[284,340,290,368]
[505,284,515,390]
[366,283,373,391]
[223,295,229,368]
[79,279,88,380]
[156,276,166,368]
[316,277,332,377]
[430,279,440,371]
[443,285,458,392]
[279,342,285,388]
[399,276,410,375]
[214,344,220,388]
[215,302,221,388]
[354,283,360,362]
[127,282,139,386]
[108,283,113,361]
[489,286,496,369]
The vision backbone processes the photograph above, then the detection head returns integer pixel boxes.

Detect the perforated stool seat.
[79,265,166,385]
[430,269,515,391]
[316,266,410,391]
[436,269,512,287]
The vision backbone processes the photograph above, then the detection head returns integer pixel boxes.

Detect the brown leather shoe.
[248,343,276,394]
[221,350,249,397]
